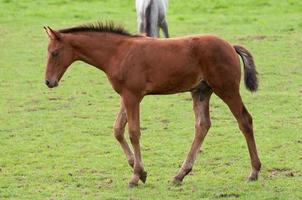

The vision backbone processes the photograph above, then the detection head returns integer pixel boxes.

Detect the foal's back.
[118,35,240,95]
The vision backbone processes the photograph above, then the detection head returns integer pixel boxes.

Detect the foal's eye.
[51,51,59,58]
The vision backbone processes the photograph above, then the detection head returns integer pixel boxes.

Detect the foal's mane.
[59,21,134,37]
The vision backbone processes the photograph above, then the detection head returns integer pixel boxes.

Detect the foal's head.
[44,27,75,88]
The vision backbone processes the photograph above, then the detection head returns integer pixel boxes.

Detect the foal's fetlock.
[183,167,192,176]
[172,167,192,185]
[129,168,147,187]
[128,174,140,188]
[134,168,147,183]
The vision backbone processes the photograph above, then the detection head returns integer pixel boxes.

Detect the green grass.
[0,0,302,199]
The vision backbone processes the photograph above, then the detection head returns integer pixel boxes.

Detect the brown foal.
[43,22,261,187]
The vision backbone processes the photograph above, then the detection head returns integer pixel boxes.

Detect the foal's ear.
[44,26,61,40]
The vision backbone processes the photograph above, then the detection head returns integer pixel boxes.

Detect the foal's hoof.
[247,170,259,182]
[171,177,182,186]
[247,175,258,182]
[140,171,147,183]
[128,182,138,188]
[247,171,259,182]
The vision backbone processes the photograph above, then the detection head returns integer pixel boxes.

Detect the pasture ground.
[0,0,301,199]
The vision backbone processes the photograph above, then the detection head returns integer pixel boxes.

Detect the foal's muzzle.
[45,80,58,88]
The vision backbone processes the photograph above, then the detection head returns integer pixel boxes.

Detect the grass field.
[0,0,302,199]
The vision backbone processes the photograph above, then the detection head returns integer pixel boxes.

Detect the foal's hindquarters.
[172,41,261,184]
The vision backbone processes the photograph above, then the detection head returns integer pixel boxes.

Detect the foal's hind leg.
[173,89,212,184]
[217,91,261,181]
[114,98,134,167]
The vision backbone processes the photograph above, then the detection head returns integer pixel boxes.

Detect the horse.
[43,22,261,187]
[135,0,169,38]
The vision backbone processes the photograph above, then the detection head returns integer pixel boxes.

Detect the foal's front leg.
[114,98,134,167]
[122,94,147,187]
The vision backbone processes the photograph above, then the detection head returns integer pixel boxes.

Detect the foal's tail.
[233,45,259,92]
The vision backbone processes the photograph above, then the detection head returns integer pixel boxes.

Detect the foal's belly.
[145,68,203,95]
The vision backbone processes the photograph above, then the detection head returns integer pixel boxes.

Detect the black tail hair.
[234,45,259,92]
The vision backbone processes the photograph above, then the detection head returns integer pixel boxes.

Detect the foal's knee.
[114,125,124,142]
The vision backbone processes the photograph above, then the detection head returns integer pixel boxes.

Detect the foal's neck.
[67,32,129,73]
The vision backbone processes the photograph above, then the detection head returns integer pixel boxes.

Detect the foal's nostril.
[45,80,50,86]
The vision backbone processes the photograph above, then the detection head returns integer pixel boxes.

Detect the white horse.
[135,0,169,38]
